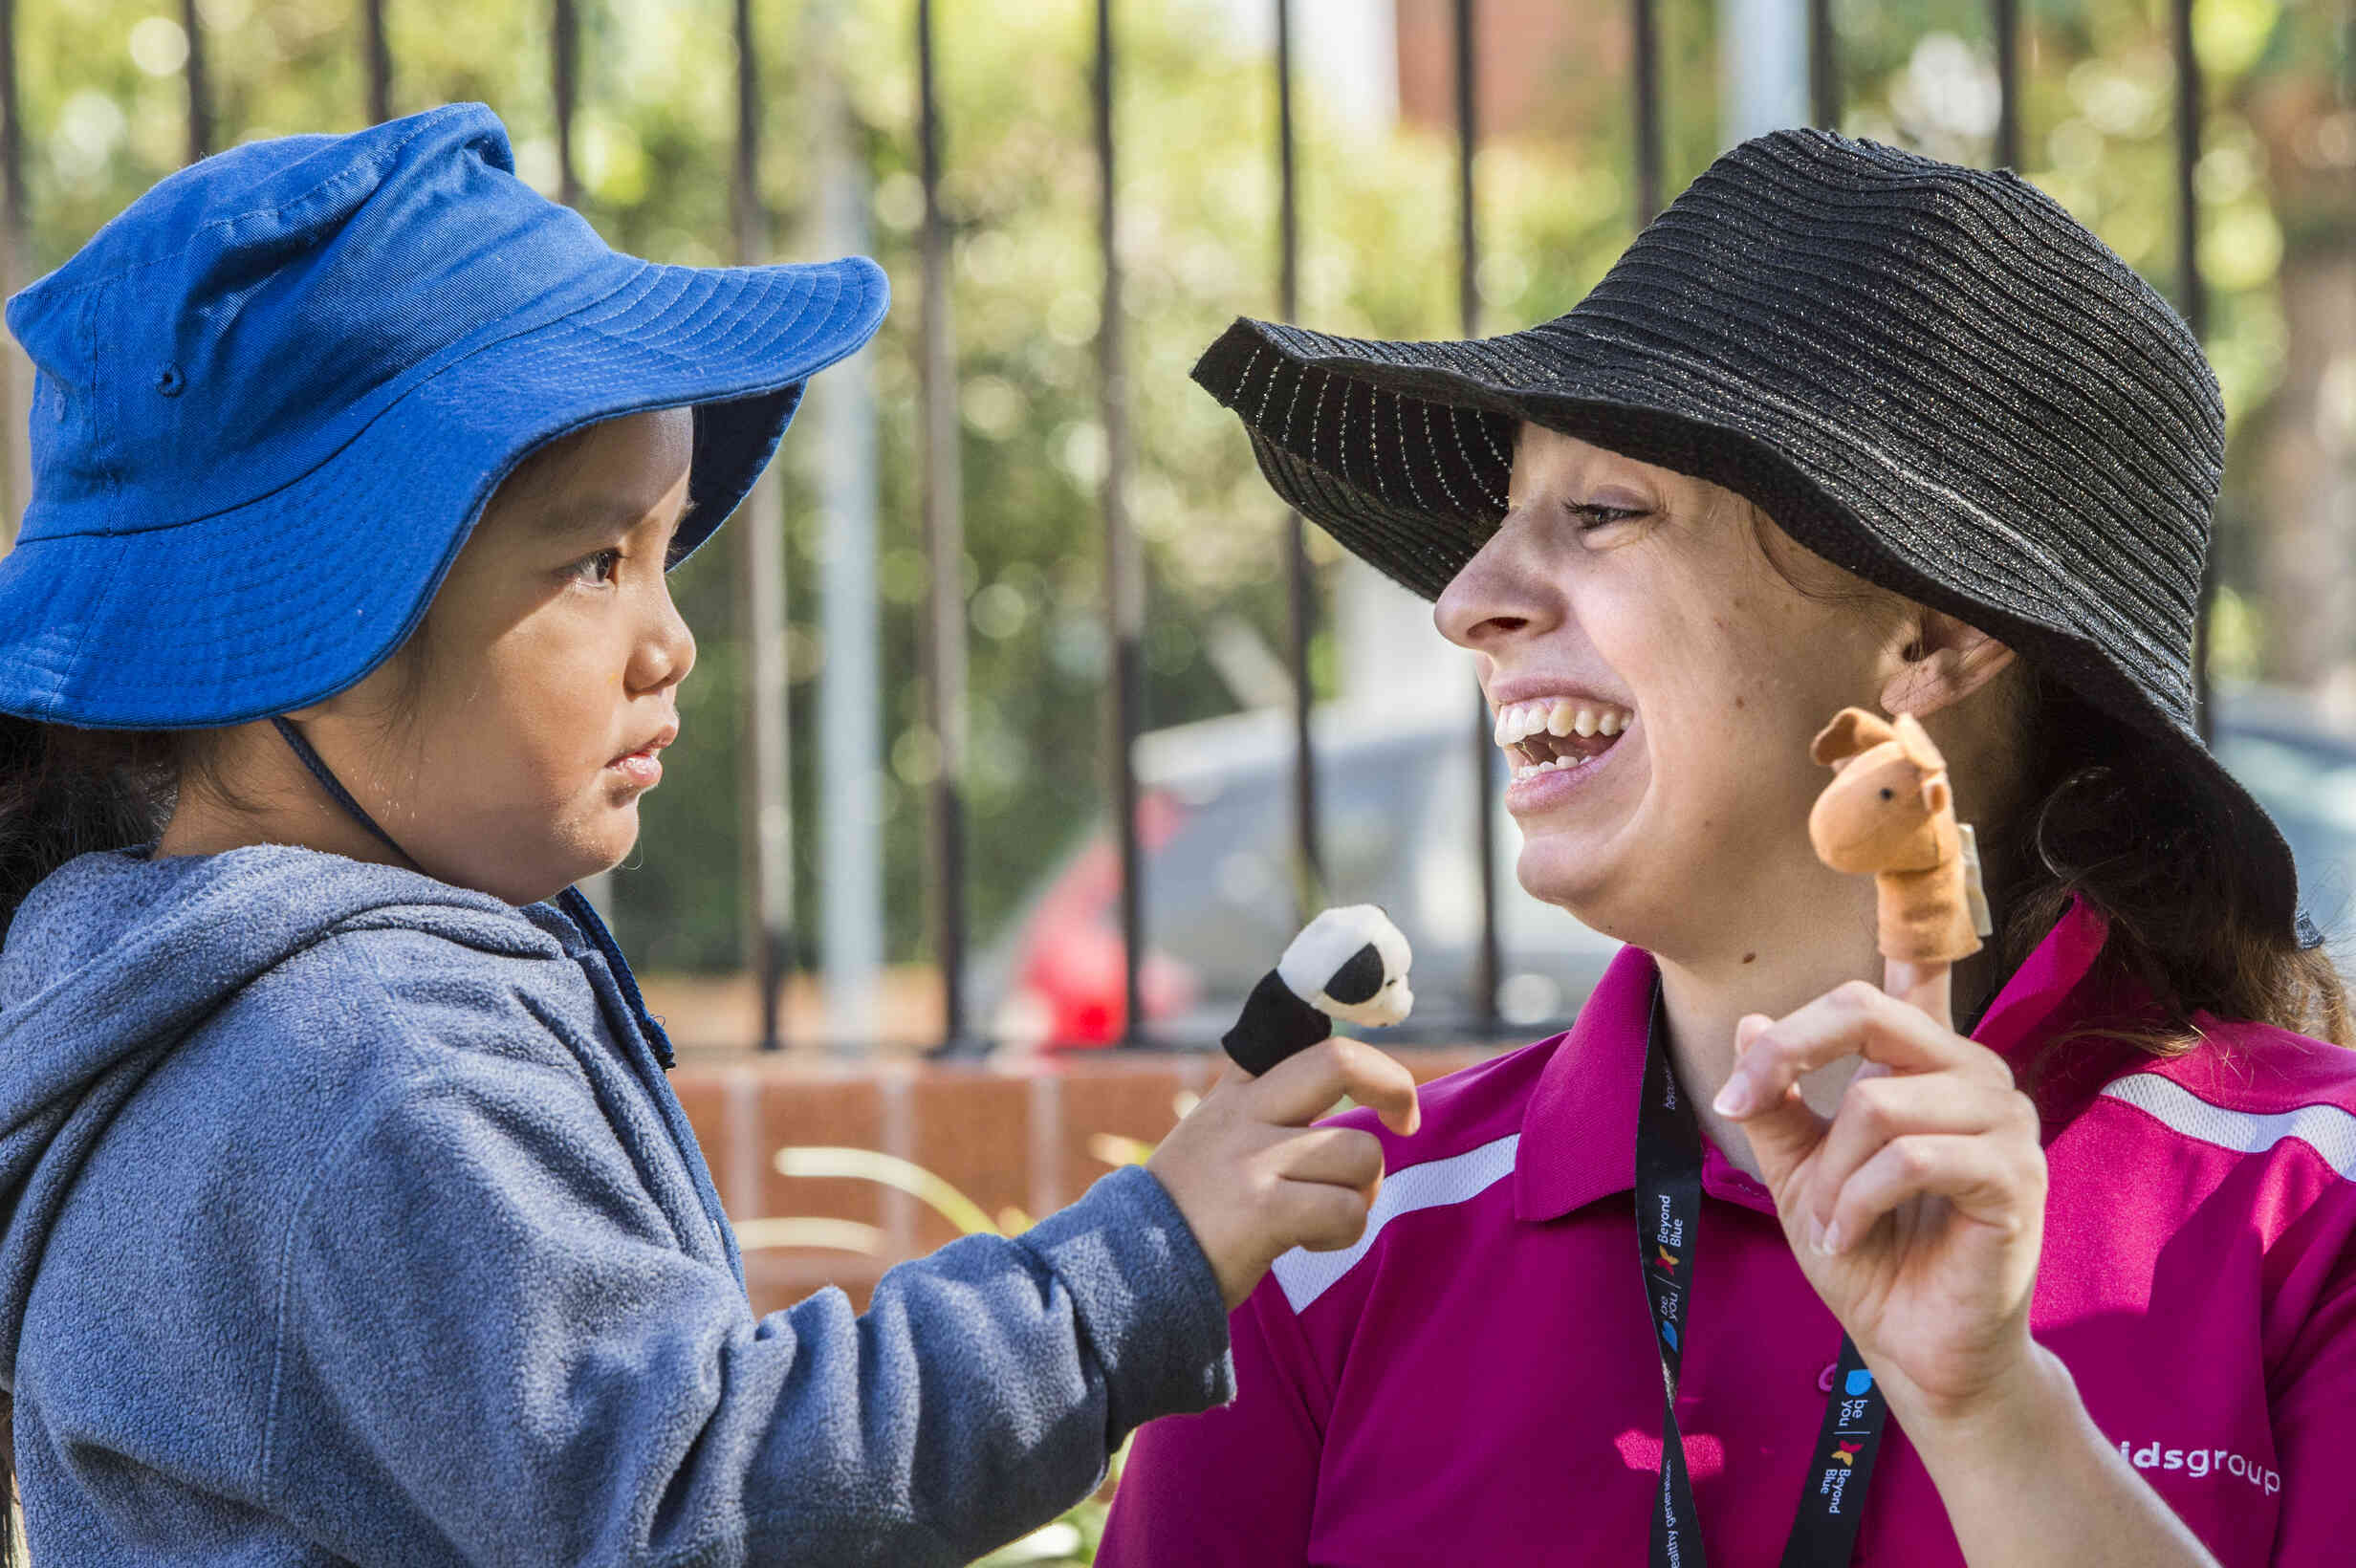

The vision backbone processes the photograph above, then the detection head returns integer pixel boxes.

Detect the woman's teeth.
[1491,696,1634,784]
[1490,697,1634,748]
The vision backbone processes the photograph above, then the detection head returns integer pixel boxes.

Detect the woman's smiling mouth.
[1493,696,1633,776]
[1491,695,1635,806]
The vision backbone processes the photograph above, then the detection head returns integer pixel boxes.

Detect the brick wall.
[670,1047,1507,1315]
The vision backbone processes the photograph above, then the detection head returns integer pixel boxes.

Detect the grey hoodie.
[0,844,1232,1566]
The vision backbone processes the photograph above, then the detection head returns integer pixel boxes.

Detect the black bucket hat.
[1190,127,2309,944]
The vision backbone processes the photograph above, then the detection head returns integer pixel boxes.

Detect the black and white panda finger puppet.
[1222,904,1414,1078]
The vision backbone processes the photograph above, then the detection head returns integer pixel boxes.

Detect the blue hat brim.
[0,250,886,730]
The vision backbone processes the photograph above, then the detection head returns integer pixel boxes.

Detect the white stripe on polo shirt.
[1271,1133,1521,1313]
[2102,1073,2356,1181]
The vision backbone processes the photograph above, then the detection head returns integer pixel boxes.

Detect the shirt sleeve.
[273,1052,1233,1568]
[2261,1221,2356,1563]
[1097,1268,1325,1566]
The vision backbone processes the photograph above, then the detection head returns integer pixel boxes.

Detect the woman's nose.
[1434,517,1560,651]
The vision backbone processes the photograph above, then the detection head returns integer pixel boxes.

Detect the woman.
[0,105,1419,1566]
[1101,129,2354,1566]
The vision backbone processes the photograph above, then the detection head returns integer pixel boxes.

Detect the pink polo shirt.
[1100,903,2356,1566]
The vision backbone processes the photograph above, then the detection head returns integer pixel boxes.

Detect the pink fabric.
[1101,903,2356,1565]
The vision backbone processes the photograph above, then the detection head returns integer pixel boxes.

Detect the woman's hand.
[1711,978,2048,1427]
[1147,1037,1421,1310]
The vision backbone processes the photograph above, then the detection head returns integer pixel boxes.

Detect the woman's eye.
[1570,503,1646,531]
[568,549,623,585]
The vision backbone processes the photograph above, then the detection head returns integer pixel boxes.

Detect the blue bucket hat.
[0,102,887,730]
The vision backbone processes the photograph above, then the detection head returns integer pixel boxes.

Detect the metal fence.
[0,0,2222,1051]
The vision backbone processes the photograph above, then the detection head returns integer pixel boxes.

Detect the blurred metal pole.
[810,0,884,1055]
[916,0,974,1048]
[1456,0,1500,1033]
[1991,0,2020,169]
[181,0,211,163]
[553,0,580,207]
[1453,0,1477,338]
[1631,0,1663,223]
[0,0,29,550]
[2171,1,2207,347]
[2172,0,2215,740]
[1276,0,1323,922]
[1720,0,1807,144]
[734,0,792,1050]
[1096,0,1145,1044]
[362,0,392,124]
[1806,0,1838,128]
[555,0,611,921]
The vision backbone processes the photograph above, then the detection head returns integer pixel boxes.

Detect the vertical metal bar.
[1631,0,1663,223]
[1992,0,2021,169]
[551,0,610,926]
[2172,0,2215,739]
[1276,0,1323,921]
[1096,0,1145,1044]
[0,0,29,550]
[2172,0,2207,347]
[811,6,884,1056]
[1806,0,1838,128]
[181,0,211,163]
[917,0,973,1047]
[362,0,392,124]
[1455,0,1500,1034]
[734,0,792,1050]
[1453,0,1478,336]
[2345,0,2354,108]
[553,0,580,207]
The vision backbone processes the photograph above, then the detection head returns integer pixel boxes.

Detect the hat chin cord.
[270,716,419,869]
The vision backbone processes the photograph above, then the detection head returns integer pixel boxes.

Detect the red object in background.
[1011,792,1199,1048]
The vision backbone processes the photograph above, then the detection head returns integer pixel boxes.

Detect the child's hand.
[1147,1038,1421,1311]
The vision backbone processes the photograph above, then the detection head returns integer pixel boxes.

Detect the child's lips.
[607,725,675,787]
[608,723,678,767]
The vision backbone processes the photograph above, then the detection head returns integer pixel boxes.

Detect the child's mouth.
[607,735,670,787]
[608,751,662,788]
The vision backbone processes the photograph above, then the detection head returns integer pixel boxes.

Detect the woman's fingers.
[1803,1073,2035,1230]
[1816,1132,2044,1256]
[1249,1035,1422,1136]
[1714,980,2009,1122]
[1718,1013,1831,1183]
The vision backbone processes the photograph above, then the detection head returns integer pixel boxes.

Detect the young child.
[0,105,1414,1567]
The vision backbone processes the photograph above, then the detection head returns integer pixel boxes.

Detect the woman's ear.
[1879,610,2017,720]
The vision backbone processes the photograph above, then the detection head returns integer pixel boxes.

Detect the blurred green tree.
[11,0,2346,1002]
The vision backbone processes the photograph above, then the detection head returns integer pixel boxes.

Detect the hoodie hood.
[0,844,569,1379]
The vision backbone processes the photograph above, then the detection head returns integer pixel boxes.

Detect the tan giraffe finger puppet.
[1807,708,1994,1023]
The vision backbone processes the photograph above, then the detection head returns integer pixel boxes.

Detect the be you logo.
[2118,1439,2281,1495]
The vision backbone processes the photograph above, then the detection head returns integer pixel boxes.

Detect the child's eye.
[568,548,623,586]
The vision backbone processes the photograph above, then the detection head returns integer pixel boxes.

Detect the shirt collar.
[1513,897,2116,1223]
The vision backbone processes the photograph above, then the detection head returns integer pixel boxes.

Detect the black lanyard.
[1635,984,1889,1568]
